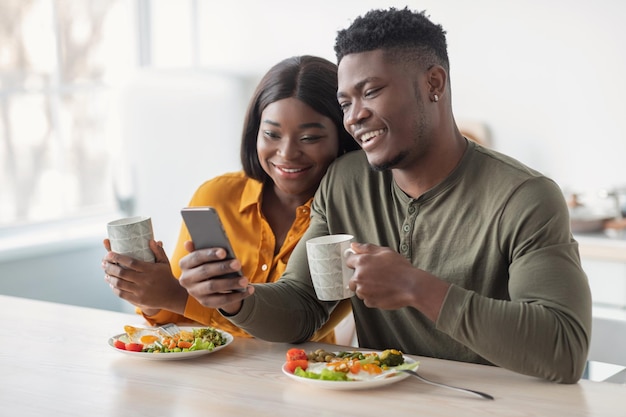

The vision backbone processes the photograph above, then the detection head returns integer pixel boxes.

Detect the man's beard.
[369,150,409,172]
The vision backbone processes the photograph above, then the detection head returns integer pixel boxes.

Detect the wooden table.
[1,295,624,417]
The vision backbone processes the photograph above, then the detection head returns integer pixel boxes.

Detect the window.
[0,0,135,228]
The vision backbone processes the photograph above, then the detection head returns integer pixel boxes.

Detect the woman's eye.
[339,102,351,113]
[263,130,280,139]
[301,135,322,143]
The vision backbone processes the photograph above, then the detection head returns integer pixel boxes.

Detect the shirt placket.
[399,200,419,258]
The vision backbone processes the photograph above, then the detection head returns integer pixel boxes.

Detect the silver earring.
[433,94,439,102]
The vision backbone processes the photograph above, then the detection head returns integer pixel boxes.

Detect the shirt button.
[400,244,408,252]
[261,264,268,271]
[408,206,415,214]
[403,224,410,232]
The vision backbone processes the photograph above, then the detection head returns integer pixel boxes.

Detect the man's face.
[337,49,431,171]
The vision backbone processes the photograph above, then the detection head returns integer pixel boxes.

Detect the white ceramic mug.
[306,234,356,301]
[107,216,155,263]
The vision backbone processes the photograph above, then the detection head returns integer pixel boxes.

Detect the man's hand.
[345,242,450,322]
[178,240,253,315]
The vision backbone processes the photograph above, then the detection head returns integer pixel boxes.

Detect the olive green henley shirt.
[227,140,591,383]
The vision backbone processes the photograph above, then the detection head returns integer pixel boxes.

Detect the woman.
[102,55,359,342]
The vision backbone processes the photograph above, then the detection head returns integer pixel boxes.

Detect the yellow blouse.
[143,171,349,342]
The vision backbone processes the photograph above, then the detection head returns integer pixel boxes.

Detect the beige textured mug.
[106,216,155,263]
[306,234,356,301]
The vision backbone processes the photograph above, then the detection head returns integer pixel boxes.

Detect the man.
[179,7,591,383]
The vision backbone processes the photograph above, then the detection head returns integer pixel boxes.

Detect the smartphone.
[180,207,242,280]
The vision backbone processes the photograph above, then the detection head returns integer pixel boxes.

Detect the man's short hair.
[334,7,449,72]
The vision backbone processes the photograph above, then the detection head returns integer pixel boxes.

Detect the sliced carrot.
[177,340,193,349]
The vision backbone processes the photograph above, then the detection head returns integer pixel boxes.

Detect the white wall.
[128,0,626,252]
[116,70,251,253]
[434,0,626,193]
[198,0,626,192]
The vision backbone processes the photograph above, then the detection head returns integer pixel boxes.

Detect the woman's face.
[257,97,340,201]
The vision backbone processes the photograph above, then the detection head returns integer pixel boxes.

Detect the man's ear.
[427,65,447,100]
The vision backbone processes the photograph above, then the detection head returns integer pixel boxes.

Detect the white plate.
[108,327,233,360]
[282,352,417,390]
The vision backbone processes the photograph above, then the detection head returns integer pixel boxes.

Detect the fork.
[389,369,494,400]
[158,323,181,337]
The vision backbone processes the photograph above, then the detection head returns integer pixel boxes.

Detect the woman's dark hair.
[334,7,449,72]
[241,55,359,182]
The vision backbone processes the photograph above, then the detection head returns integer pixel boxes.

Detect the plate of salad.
[282,348,419,390]
[108,325,233,360]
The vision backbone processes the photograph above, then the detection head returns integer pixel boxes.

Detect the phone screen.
[180,207,242,279]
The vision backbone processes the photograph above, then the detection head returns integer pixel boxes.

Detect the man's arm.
[224,220,337,343]
[437,178,592,383]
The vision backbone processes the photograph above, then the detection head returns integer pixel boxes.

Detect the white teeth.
[360,129,386,143]
[279,167,305,173]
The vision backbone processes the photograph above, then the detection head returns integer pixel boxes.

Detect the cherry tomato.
[113,339,126,350]
[125,342,144,352]
[286,348,307,362]
[284,359,309,374]
[349,360,362,374]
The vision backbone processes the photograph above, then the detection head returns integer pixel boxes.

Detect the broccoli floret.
[379,349,404,367]
[193,327,226,346]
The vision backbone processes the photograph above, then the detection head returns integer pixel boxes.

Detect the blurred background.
[1,0,625,315]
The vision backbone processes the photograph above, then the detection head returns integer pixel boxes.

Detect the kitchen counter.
[575,233,626,263]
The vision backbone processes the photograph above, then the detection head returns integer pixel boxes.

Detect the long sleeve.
[436,176,591,383]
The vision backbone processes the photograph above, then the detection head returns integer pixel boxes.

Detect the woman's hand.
[102,239,188,315]
[178,240,254,315]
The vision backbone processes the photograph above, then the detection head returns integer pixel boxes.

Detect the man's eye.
[364,87,380,98]
[339,102,351,112]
